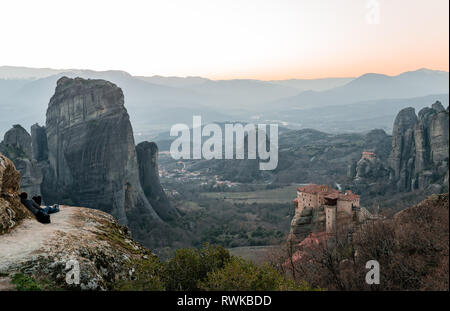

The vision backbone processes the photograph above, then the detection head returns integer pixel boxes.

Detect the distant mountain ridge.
[259,93,449,134]
[0,66,448,140]
[269,68,449,110]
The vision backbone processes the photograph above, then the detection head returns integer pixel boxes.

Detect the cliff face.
[288,206,325,245]
[42,77,162,226]
[389,102,449,191]
[429,104,449,165]
[136,141,179,221]
[31,123,48,162]
[388,107,418,191]
[12,157,43,196]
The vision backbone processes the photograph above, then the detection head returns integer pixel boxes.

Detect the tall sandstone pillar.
[136,141,179,221]
[42,77,162,226]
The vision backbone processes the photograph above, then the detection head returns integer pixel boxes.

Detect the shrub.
[162,244,231,291]
[199,257,313,291]
[114,255,165,291]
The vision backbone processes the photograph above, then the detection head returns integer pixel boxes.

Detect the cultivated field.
[228,245,279,265]
[200,184,301,204]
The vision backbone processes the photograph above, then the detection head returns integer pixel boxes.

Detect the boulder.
[0,125,43,196]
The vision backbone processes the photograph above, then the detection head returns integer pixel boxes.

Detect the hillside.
[286,193,449,290]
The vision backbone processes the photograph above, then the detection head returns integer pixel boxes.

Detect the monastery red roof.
[297,184,333,194]
[297,183,359,201]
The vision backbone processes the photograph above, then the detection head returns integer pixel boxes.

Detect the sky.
[0,0,448,80]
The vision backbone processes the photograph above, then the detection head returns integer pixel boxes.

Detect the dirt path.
[0,206,78,272]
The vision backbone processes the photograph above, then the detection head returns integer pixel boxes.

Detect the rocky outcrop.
[1,125,32,159]
[364,129,393,161]
[388,107,418,191]
[288,206,325,245]
[0,153,160,291]
[388,102,449,191]
[429,106,449,165]
[346,129,391,181]
[414,107,435,174]
[136,141,179,221]
[42,77,162,228]
[12,157,43,196]
[0,153,32,235]
[0,205,160,291]
[354,156,390,183]
[0,126,43,196]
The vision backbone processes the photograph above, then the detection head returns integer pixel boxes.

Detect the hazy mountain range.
[0,66,448,141]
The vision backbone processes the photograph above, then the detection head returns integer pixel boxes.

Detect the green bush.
[114,255,165,291]
[198,257,312,291]
[162,244,231,291]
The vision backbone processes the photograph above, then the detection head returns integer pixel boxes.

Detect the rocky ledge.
[0,153,158,291]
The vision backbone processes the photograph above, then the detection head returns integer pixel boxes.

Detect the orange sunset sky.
[0,0,448,80]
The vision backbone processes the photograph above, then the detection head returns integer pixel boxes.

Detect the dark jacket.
[20,198,41,215]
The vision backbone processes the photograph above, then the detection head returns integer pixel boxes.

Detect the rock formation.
[31,123,48,162]
[388,107,418,191]
[389,101,449,191]
[42,77,162,227]
[429,103,449,165]
[1,125,32,159]
[0,153,160,291]
[0,126,43,196]
[12,157,43,196]
[136,141,179,221]
[0,153,32,235]
[354,156,389,182]
[288,206,326,245]
[347,161,357,179]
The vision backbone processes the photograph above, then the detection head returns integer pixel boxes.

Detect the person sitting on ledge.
[30,195,59,214]
[19,192,59,223]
